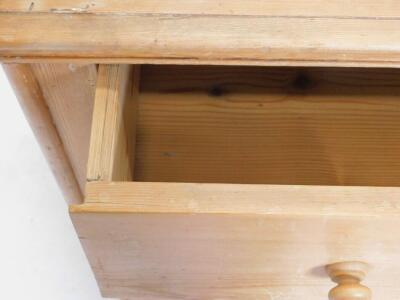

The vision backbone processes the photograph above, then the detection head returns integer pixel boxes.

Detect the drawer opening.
[87,64,400,188]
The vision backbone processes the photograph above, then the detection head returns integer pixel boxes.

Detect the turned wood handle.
[326,261,371,300]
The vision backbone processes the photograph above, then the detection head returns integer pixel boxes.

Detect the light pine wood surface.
[136,66,400,187]
[3,63,97,203]
[86,64,139,182]
[71,212,400,300]
[31,64,97,191]
[6,61,400,299]
[72,181,400,217]
[2,0,400,17]
[3,2,400,297]
[3,64,83,204]
[1,1,400,66]
[70,63,400,300]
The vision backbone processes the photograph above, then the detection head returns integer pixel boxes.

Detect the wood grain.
[31,64,97,191]
[87,64,139,182]
[3,63,82,204]
[70,64,400,300]
[72,181,400,217]
[1,8,400,66]
[135,66,400,187]
[70,212,400,299]
[2,0,400,17]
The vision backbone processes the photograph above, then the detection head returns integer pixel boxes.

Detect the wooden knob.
[326,261,371,300]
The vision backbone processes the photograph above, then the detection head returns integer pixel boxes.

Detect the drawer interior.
[89,65,400,187]
[138,65,400,187]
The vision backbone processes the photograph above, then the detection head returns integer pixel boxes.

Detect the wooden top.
[2,1,400,67]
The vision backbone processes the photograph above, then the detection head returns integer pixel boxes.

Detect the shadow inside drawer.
[135,65,400,187]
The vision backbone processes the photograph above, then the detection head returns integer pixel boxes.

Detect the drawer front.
[71,208,400,299]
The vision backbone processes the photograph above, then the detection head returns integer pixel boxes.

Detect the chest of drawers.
[2,1,400,299]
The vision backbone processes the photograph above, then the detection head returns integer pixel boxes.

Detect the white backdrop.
[0,66,109,300]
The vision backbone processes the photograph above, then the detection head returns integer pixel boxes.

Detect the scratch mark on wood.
[28,2,34,12]
[50,5,90,14]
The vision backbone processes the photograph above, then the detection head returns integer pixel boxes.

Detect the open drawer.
[70,65,400,300]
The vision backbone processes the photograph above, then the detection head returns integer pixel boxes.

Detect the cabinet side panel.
[3,63,83,204]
